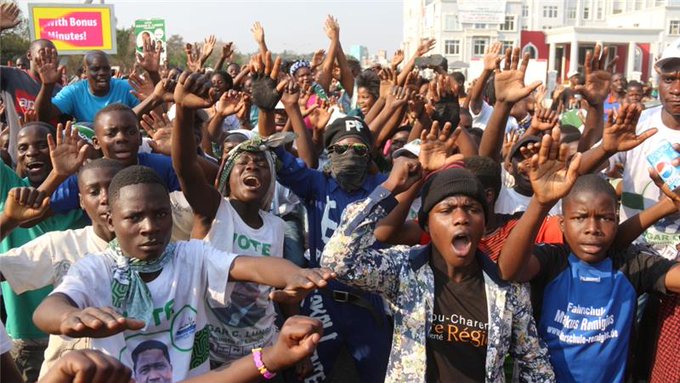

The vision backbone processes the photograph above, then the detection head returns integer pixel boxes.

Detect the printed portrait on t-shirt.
[132,340,173,383]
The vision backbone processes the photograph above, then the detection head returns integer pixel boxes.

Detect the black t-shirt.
[530,243,677,321]
[426,257,488,383]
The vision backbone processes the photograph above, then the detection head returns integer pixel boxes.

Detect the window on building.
[613,1,624,14]
[500,15,515,31]
[444,14,460,30]
[583,7,590,19]
[543,5,558,18]
[474,23,486,29]
[502,41,514,53]
[473,38,488,56]
[670,20,680,35]
[445,40,460,55]
[522,5,529,17]
[567,7,576,19]
[597,7,603,19]
[634,45,643,72]
[521,24,528,30]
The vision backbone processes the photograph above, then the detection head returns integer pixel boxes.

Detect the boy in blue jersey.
[49,103,181,214]
[497,128,680,382]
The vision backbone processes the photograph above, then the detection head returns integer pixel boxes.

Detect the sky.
[18,0,404,55]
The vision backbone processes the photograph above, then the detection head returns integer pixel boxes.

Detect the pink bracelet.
[252,347,277,379]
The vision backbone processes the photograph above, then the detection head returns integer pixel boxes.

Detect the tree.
[0,16,30,64]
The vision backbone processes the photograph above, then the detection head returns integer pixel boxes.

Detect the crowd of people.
[0,2,679,382]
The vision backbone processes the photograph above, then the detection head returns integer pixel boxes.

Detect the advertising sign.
[458,0,507,25]
[28,3,117,55]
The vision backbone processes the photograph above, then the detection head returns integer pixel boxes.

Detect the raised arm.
[34,47,64,122]
[497,127,581,282]
[316,15,340,93]
[251,22,269,56]
[0,2,21,32]
[171,71,222,227]
[397,38,435,86]
[469,42,501,115]
[479,48,541,161]
[577,103,655,175]
[281,78,319,168]
[0,187,49,240]
[215,42,234,71]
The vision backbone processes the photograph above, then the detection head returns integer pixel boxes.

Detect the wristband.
[252,347,277,379]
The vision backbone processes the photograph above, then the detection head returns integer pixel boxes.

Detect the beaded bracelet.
[252,347,277,379]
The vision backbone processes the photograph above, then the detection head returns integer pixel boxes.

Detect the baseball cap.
[655,37,680,72]
[567,70,580,79]
[393,139,421,159]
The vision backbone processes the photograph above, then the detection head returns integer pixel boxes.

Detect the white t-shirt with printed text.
[52,240,235,381]
[609,105,680,260]
[203,198,285,364]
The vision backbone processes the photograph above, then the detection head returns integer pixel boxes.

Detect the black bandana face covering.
[329,151,369,192]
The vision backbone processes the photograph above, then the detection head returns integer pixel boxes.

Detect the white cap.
[655,37,680,71]
[567,70,580,79]
[392,138,421,159]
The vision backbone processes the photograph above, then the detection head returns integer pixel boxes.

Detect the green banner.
[134,19,166,62]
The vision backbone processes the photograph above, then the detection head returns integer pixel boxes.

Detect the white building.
[403,0,680,82]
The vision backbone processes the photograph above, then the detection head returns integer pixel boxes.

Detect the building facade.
[403,0,680,82]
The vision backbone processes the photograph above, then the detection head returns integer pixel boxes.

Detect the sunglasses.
[329,143,369,156]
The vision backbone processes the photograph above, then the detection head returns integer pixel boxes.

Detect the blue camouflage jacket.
[321,186,555,383]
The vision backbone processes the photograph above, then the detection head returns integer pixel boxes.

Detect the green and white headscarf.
[215,132,295,210]
[106,238,176,330]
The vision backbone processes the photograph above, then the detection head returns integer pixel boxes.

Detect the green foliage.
[0,18,30,64]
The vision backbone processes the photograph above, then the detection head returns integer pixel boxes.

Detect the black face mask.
[329,151,369,192]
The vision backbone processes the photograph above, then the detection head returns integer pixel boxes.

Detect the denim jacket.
[320,186,555,383]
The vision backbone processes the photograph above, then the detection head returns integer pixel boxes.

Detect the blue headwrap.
[289,60,311,76]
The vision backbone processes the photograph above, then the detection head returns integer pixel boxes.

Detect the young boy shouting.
[32,165,334,381]
[497,128,680,382]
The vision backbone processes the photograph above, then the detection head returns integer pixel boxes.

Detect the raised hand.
[494,47,542,104]
[281,77,301,107]
[649,165,680,212]
[59,306,145,338]
[136,37,162,74]
[249,52,285,110]
[529,106,559,132]
[310,49,325,70]
[221,41,234,60]
[416,38,436,57]
[528,127,581,205]
[200,34,217,64]
[0,2,21,31]
[502,129,520,163]
[185,43,201,72]
[140,111,173,155]
[215,89,242,117]
[128,73,154,101]
[39,349,133,383]
[391,49,405,71]
[48,121,88,177]
[35,47,61,85]
[419,120,464,173]
[378,67,397,98]
[308,100,332,132]
[324,15,340,41]
[173,71,214,109]
[384,156,423,195]
[483,42,503,72]
[251,21,266,45]
[263,316,323,373]
[385,85,410,109]
[3,187,50,224]
[269,268,336,304]
[601,103,656,154]
[574,44,617,106]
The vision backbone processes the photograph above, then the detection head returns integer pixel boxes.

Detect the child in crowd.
[32,165,334,381]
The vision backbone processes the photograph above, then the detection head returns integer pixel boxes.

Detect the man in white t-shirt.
[31,165,334,381]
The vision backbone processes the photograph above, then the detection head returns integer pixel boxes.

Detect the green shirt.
[0,163,86,340]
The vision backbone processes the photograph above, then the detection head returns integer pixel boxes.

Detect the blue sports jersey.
[50,152,180,214]
[52,78,139,122]
[531,244,676,383]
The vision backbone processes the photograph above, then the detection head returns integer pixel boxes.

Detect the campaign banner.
[458,0,507,25]
[28,3,117,55]
[135,19,167,62]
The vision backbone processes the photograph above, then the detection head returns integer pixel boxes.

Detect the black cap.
[323,116,373,149]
